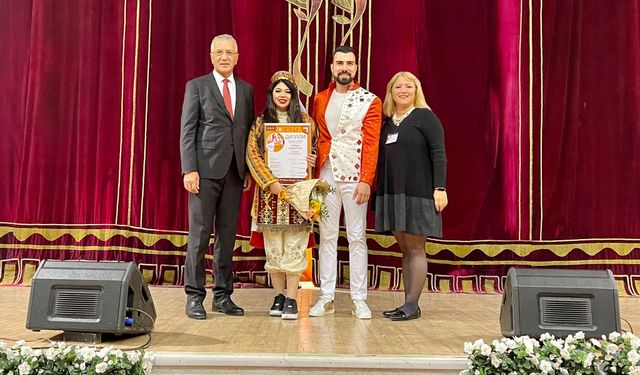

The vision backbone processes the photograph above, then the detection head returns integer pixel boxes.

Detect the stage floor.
[1,286,491,355]
[3,286,640,356]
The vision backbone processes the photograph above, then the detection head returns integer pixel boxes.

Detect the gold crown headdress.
[271,70,296,84]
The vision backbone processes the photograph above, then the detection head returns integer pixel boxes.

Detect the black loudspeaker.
[500,267,620,338]
[26,260,156,342]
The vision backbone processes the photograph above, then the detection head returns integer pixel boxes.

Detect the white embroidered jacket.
[328,87,377,182]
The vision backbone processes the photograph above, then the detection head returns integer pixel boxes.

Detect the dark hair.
[262,79,303,123]
[334,45,355,57]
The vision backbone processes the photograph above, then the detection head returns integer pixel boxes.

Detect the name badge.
[386,133,398,144]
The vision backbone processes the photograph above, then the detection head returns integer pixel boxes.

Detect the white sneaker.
[309,297,335,317]
[352,299,372,319]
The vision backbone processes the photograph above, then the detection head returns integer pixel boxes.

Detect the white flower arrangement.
[462,331,640,375]
[0,340,153,374]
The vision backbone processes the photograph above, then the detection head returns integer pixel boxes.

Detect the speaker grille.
[540,296,592,326]
[52,289,101,318]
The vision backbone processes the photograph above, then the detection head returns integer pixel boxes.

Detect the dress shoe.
[382,307,400,318]
[213,297,244,316]
[389,307,421,321]
[185,301,206,320]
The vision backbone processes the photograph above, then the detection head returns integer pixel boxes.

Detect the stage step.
[152,352,467,374]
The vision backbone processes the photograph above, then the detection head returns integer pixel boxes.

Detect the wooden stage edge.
[2,286,639,374]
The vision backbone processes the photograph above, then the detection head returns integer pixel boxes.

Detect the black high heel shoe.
[389,307,421,321]
[382,307,401,318]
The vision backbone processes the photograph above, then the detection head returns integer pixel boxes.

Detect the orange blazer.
[312,82,382,186]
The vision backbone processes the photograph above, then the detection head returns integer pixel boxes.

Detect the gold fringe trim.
[2,225,638,258]
[339,238,640,258]
[425,242,640,258]
[0,241,263,261]
[0,225,187,247]
[427,258,640,267]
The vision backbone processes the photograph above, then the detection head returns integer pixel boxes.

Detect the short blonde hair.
[382,71,430,117]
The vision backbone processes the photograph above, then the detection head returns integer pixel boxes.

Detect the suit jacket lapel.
[206,73,232,121]
[235,80,245,119]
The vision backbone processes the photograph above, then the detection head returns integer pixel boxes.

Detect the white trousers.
[318,163,369,301]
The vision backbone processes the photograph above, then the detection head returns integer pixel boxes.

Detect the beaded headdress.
[270,70,296,85]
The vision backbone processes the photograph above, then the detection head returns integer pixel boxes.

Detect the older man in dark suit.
[180,34,254,320]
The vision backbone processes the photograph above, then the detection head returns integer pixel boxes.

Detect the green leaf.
[331,15,351,25]
[332,0,353,13]
[293,8,307,21]
[286,0,307,10]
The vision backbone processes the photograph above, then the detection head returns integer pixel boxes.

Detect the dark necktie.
[223,78,233,120]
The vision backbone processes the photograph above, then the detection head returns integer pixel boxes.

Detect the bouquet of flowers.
[278,179,333,222]
[461,331,640,375]
[0,340,153,375]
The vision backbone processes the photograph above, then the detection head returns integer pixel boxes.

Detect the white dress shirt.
[325,91,346,138]
[212,70,236,116]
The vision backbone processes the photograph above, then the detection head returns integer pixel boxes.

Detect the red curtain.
[1,0,639,291]
[541,0,640,238]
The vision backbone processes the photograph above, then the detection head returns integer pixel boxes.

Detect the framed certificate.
[264,123,311,184]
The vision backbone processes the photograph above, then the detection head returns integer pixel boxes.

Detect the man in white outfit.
[309,46,382,319]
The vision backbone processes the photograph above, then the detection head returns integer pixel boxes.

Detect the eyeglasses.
[211,50,237,57]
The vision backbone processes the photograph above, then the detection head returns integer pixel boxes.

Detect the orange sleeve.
[245,117,278,190]
[359,97,383,186]
[312,91,332,175]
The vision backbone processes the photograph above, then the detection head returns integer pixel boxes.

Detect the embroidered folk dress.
[375,108,447,237]
[246,113,318,274]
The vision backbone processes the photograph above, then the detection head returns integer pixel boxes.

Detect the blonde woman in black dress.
[376,71,448,321]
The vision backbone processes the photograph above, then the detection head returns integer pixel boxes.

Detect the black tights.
[393,231,427,315]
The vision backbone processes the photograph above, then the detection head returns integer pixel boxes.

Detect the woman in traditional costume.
[246,71,318,320]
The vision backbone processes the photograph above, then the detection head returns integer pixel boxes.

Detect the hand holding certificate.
[264,123,311,184]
